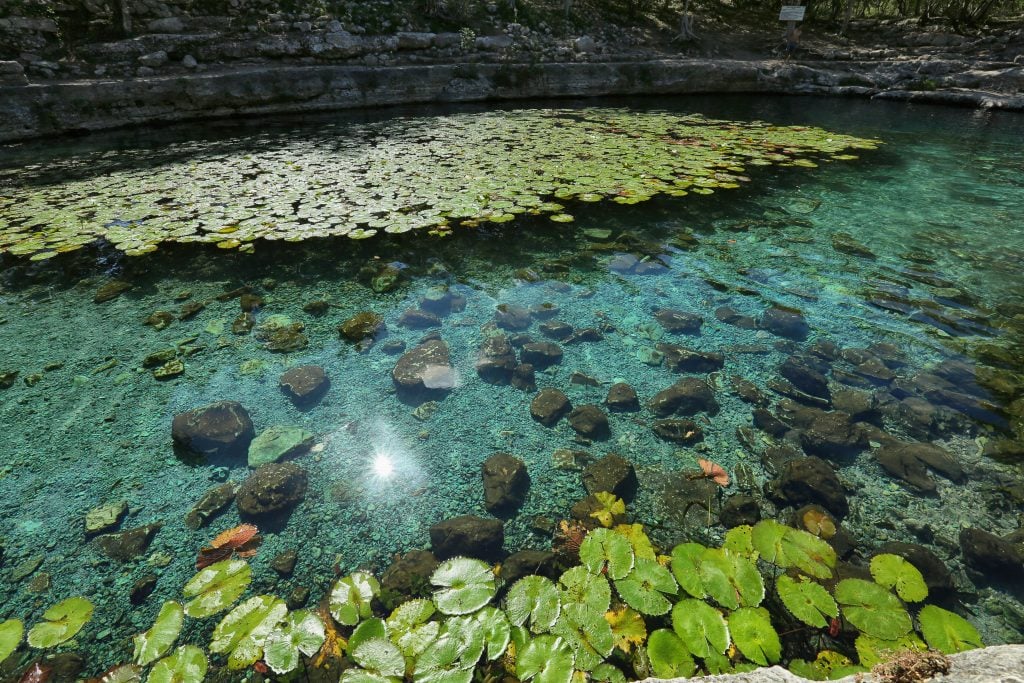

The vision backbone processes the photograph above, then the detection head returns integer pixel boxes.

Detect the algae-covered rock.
[85,500,128,535]
[184,483,236,529]
[94,280,131,303]
[144,311,175,330]
[94,523,162,561]
[153,359,184,380]
[172,400,255,460]
[248,426,314,468]
[237,463,308,518]
[255,316,308,353]
[339,311,385,342]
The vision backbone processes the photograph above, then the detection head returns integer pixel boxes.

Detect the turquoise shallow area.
[1,96,1023,672]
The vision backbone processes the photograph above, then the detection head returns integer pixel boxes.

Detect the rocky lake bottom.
[0,95,1023,679]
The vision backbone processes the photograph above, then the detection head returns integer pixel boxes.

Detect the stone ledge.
[1,58,1021,143]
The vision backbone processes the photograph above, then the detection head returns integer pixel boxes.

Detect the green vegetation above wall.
[0,108,878,259]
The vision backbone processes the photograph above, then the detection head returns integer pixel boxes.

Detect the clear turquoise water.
[1,96,1023,674]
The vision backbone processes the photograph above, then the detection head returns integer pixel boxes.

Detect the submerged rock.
[94,280,132,303]
[85,501,128,535]
[184,483,236,529]
[339,311,385,342]
[582,454,637,500]
[255,316,308,353]
[172,401,255,460]
[232,312,255,335]
[237,462,308,518]
[959,528,1024,579]
[482,453,529,514]
[392,339,454,399]
[144,311,175,330]
[476,334,517,385]
[279,365,329,407]
[652,419,704,444]
[398,308,442,329]
[130,574,159,605]
[720,494,761,528]
[511,363,536,392]
[780,355,831,400]
[552,448,594,471]
[381,550,439,601]
[429,515,504,560]
[648,377,719,417]
[831,232,876,258]
[495,304,531,331]
[520,342,563,368]
[94,523,162,561]
[657,343,725,373]
[605,383,640,411]
[715,306,759,329]
[875,441,964,493]
[271,549,299,576]
[760,307,810,340]
[248,426,314,467]
[799,411,866,458]
[539,320,574,340]
[769,456,848,517]
[531,388,571,427]
[501,550,560,583]
[654,308,703,334]
[568,405,610,440]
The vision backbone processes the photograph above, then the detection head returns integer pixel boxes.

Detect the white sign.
[779,5,806,21]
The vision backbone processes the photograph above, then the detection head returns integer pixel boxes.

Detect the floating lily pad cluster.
[0,109,878,259]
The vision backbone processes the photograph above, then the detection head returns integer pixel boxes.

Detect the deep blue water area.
[1,96,1023,675]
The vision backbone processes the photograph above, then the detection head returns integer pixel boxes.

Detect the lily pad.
[579,527,634,580]
[133,601,184,666]
[27,596,94,648]
[147,645,208,683]
[0,619,24,664]
[505,576,561,633]
[516,635,575,683]
[430,557,496,616]
[264,610,326,675]
[182,560,251,619]
[870,554,928,603]
[209,595,288,669]
[330,572,380,625]
[834,579,911,641]
[613,558,677,616]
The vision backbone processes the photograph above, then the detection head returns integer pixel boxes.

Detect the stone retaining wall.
[1,57,1022,143]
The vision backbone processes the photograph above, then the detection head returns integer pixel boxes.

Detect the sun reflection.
[372,451,395,479]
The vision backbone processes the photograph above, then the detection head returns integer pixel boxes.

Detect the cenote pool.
[0,95,1022,681]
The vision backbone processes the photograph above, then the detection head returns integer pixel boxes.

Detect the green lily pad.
[430,557,496,616]
[264,610,326,675]
[579,528,634,580]
[133,601,184,666]
[776,575,838,629]
[505,576,561,633]
[147,645,207,683]
[209,595,288,669]
[671,598,729,659]
[918,605,983,654]
[558,566,611,614]
[330,572,380,625]
[870,554,928,603]
[646,629,696,679]
[27,596,94,648]
[516,635,575,683]
[0,619,24,664]
[728,607,781,666]
[613,558,677,616]
[182,559,252,619]
[834,579,911,641]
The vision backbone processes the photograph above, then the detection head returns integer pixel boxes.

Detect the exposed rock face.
[237,463,308,518]
[279,365,329,407]
[648,377,719,417]
[531,388,571,426]
[392,339,454,398]
[481,453,529,514]
[605,383,640,411]
[94,523,162,561]
[582,454,637,500]
[172,401,255,459]
[568,405,610,440]
[429,515,504,560]
[769,456,849,517]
